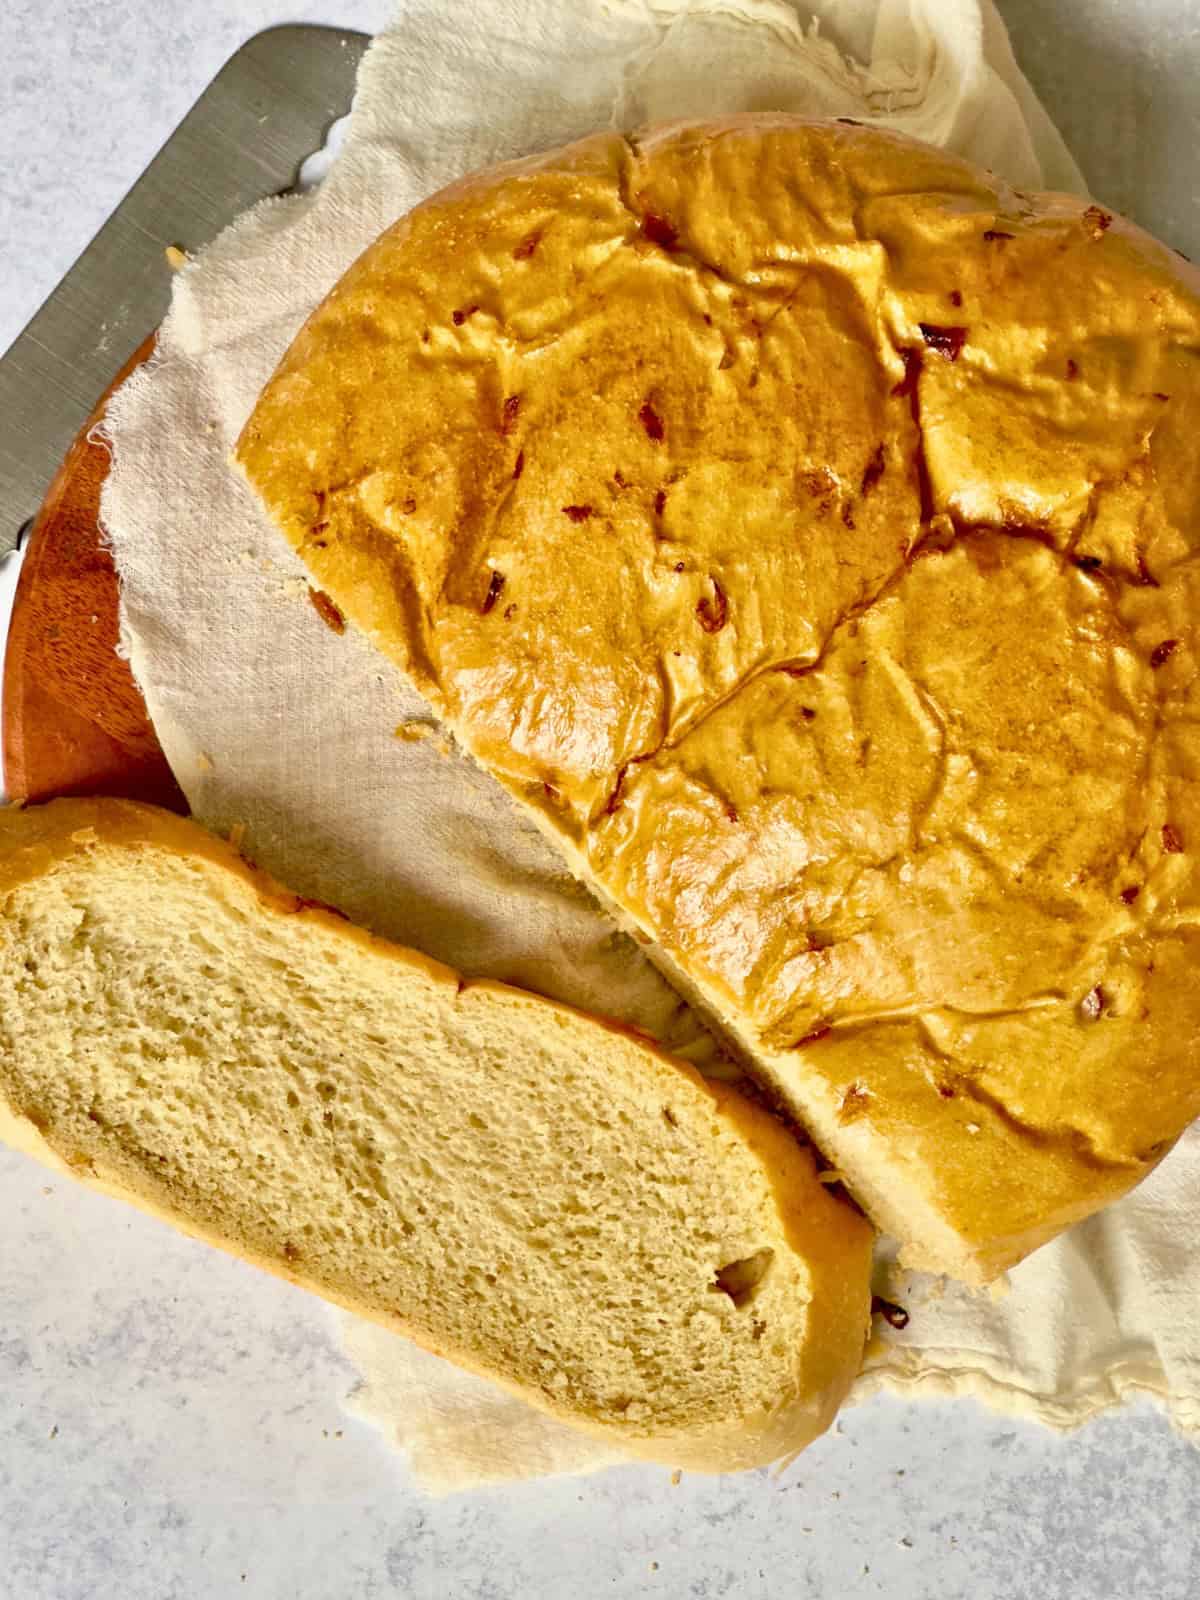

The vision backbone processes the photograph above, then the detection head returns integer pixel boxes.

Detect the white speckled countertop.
[2,4,1199,1597]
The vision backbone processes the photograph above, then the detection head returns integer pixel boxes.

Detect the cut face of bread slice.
[0,798,872,1473]
[235,115,1200,1283]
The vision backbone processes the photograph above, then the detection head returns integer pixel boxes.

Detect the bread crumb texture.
[0,798,871,1471]
[236,117,1200,1281]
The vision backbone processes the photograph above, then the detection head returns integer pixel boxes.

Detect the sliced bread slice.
[0,797,872,1473]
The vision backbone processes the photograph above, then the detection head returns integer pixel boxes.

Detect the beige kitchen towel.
[100,0,1197,1492]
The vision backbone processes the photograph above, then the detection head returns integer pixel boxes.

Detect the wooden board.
[1,339,186,811]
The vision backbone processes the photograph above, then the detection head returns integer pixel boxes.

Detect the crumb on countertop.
[394,720,437,744]
[308,586,346,634]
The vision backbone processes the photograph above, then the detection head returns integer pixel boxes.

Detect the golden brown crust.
[236,115,1200,1279]
[0,796,872,1471]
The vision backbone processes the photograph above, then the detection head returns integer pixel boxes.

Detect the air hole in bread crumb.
[713,1248,774,1308]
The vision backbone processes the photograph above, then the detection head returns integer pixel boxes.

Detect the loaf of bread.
[237,115,1200,1283]
[0,797,872,1472]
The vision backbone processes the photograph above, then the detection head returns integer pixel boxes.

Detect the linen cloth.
[101,0,1198,1491]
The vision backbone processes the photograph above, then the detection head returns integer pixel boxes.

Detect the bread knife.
[0,24,369,560]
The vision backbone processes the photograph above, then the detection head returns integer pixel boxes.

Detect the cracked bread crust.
[236,116,1200,1282]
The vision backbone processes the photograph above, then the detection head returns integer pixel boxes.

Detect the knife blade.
[0,24,368,558]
